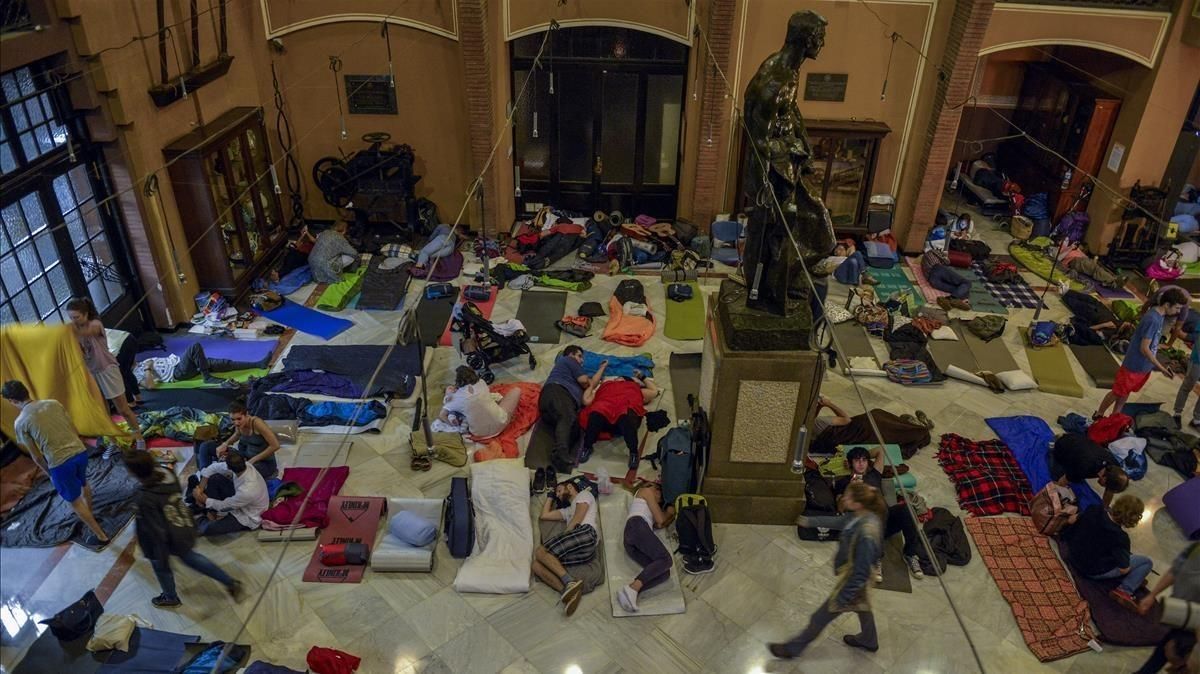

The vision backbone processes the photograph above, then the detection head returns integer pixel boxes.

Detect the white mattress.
[453,459,534,594]
[372,498,444,572]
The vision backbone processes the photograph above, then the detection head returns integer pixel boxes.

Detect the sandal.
[411,454,432,472]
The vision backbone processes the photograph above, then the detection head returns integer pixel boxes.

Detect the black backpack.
[674,494,716,558]
[443,477,475,559]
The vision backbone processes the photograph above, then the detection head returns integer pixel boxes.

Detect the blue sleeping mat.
[985,415,1102,511]
[261,300,353,340]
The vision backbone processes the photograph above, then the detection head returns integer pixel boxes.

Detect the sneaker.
[101,442,120,460]
[948,298,971,311]
[860,272,880,286]
[226,580,244,602]
[1109,588,1139,612]
[906,555,925,579]
[843,635,879,653]
[151,594,182,608]
[682,555,716,575]
[532,468,546,495]
[872,562,883,583]
[617,585,640,613]
[915,410,934,430]
[767,643,796,660]
[560,580,584,616]
[544,466,557,493]
[936,296,954,311]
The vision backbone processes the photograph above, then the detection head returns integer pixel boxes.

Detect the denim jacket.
[830,512,882,612]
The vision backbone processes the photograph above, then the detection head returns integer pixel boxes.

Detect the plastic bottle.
[596,466,612,495]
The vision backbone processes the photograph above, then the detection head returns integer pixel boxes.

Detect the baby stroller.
[456,301,537,384]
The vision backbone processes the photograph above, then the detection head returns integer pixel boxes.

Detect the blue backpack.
[443,477,475,558]
[651,426,695,506]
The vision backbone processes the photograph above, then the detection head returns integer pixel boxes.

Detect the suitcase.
[947,249,972,268]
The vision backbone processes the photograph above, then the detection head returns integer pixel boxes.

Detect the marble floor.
[1,206,1190,673]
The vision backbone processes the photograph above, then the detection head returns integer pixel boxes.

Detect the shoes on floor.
[843,634,879,653]
[948,298,971,311]
[151,594,182,608]
[906,555,925,579]
[226,580,244,602]
[1109,588,1139,613]
[768,643,796,660]
[860,273,880,286]
[682,555,715,575]
[560,580,584,617]
[915,410,934,429]
[544,466,557,492]
[532,468,546,494]
[936,297,953,312]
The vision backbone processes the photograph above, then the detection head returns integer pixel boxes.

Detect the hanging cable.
[880,32,898,101]
[329,55,347,140]
[271,61,305,228]
[382,20,396,89]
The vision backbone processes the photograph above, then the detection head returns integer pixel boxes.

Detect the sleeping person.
[617,483,675,613]
[578,364,660,484]
[534,480,599,618]
[134,343,270,388]
[437,366,521,438]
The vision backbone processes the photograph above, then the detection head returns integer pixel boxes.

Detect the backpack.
[803,469,838,513]
[674,493,716,567]
[649,426,695,507]
[1087,413,1132,445]
[443,477,475,558]
[883,359,932,385]
[1029,482,1078,537]
[966,315,1007,341]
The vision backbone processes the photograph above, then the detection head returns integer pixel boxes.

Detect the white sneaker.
[617,585,639,613]
[872,563,883,584]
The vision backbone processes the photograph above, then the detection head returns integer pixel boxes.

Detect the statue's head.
[785,10,827,59]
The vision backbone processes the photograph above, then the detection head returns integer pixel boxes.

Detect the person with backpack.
[1094,287,1188,419]
[533,479,599,617]
[578,368,660,485]
[770,481,885,660]
[122,451,243,607]
[617,484,675,612]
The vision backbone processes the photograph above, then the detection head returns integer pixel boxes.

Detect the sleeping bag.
[603,280,655,347]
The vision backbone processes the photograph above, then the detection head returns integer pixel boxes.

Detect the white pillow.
[997,369,1037,391]
[930,325,958,341]
[1176,240,1200,264]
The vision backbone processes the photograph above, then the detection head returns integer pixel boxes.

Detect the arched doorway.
[511,27,687,219]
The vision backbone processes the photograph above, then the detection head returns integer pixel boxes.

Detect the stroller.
[456,301,536,384]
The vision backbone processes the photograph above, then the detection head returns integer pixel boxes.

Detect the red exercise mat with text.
[439,289,498,346]
[301,495,386,583]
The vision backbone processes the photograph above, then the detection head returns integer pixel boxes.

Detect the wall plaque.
[804,73,848,102]
[345,75,398,115]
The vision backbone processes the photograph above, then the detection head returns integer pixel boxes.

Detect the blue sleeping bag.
[581,350,655,379]
[986,415,1102,511]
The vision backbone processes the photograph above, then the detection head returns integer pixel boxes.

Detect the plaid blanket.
[971,261,1045,309]
[936,433,1034,516]
[967,517,1094,661]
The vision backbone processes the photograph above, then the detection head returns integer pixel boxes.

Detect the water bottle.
[596,467,612,495]
[1061,168,1073,190]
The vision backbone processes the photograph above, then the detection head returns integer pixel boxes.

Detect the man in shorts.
[1095,287,1188,418]
[2,380,109,545]
[534,479,599,617]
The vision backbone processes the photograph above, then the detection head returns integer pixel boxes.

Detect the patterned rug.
[971,257,1046,309]
[936,433,1033,516]
[966,517,1094,661]
[906,256,947,302]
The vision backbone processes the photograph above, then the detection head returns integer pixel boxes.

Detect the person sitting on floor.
[922,248,971,311]
[1095,287,1187,419]
[412,224,459,274]
[270,225,317,282]
[578,364,660,484]
[1055,239,1126,290]
[2,380,110,546]
[197,401,281,479]
[538,345,595,474]
[438,366,522,439]
[308,220,359,284]
[533,479,599,617]
[949,213,974,240]
[1050,433,1129,506]
[617,483,675,613]
[1062,495,1151,611]
[134,343,270,389]
[186,451,268,536]
[123,450,243,607]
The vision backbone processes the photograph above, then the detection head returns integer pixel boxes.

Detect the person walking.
[66,297,146,451]
[1095,287,1188,418]
[2,380,110,546]
[122,451,243,607]
[1172,317,1200,430]
[769,481,885,659]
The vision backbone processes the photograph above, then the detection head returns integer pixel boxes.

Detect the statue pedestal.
[699,290,824,525]
[714,280,812,351]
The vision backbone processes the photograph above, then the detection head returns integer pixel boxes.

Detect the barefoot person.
[67,297,146,451]
[2,380,110,546]
[533,480,599,617]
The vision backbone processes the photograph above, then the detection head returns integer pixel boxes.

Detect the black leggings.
[623,517,672,591]
[173,343,262,381]
[583,411,642,469]
[1134,629,1196,674]
[116,336,140,403]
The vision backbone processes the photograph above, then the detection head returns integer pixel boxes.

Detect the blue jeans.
[151,549,235,599]
[834,252,866,285]
[417,225,455,266]
[197,440,277,480]
[928,264,972,299]
[1088,553,1153,594]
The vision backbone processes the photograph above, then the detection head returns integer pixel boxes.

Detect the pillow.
[389,511,437,548]
[997,369,1037,391]
[824,305,852,324]
[930,325,958,341]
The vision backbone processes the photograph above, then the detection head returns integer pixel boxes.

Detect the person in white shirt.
[438,366,521,438]
[617,483,675,613]
[135,343,269,388]
[535,480,599,617]
[186,452,268,536]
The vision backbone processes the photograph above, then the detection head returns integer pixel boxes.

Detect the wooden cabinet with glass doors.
[163,107,284,298]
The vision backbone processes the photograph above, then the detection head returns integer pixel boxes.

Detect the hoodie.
[134,469,196,563]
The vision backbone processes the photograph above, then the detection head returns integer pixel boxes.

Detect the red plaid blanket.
[937,433,1033,516]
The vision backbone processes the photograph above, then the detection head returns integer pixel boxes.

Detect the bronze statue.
[741,10,836,316]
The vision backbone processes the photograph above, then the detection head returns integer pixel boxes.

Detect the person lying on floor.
[808,397,933,456]
[412,223,458,274]
[1055,239,1126,290]
[308,220,359,284]
[810,395,854,451]
[1062,495,1151,612]
[437,366,522,438]
[617,483,675,613]
[534,479,599,617]
[185,452,268,536]
[922,248,971,311]
[538,345,596,474]
[1050,433,1129,506]
[197,401,281,479]
[578,363,660,484]
[134,343,270,389]
[816,244,878,286]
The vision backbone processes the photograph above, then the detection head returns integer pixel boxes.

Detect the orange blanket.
[602,296,655,347]
[471,382,542,462]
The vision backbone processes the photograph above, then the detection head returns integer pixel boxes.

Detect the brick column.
[458,0,498,229]
[899,0,995,251]
[692,0,736,229]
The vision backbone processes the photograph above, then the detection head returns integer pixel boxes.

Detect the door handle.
[593,156,603,176]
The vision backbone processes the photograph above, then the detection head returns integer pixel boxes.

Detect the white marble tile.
[406,586,483,649]
[432,622,522,674]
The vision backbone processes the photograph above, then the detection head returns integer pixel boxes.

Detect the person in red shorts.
[1095,287,1189,418]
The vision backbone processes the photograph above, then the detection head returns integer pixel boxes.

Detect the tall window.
[0,59,137,325]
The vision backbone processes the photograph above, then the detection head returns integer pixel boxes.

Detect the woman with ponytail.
[769,481,884,660]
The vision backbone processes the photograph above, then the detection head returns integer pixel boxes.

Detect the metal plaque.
[345,75,398,115]
[804,73,848,102]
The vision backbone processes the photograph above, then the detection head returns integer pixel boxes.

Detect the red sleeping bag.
[260,466,351,529]
[948,249,972,268]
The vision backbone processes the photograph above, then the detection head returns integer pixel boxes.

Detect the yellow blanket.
[0,324,125,438]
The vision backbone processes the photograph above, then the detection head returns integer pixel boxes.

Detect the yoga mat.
[1022,327,1084,397]
[952,268,1008,315]
[516,289,567,344]
[1058,540,1169,647]
[966,517,1093,662]
[1008,241,1085,291]
[153,367,268,390]
[261,300,353,340]
[1069,344,1120,388]
[440,288,498,347]
[927,336,979,374]
[302,495,386,583]
[416,286,459,348]
[954,320,1020,373]
[601,490,686,617]
[663,282,706,340]
[152,334,278,362]
[669,353,702,420]
[876,536,912,594]
[1093,284,1134,299]
[140,386,244,412]
[832,321,876,369]
[866,264,923,309]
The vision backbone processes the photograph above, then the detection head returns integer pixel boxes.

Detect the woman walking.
[67,297,145,451]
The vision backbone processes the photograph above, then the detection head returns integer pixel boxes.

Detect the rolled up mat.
[945,364,988,387]
[954,320,1020,374]
[663,282,705,340]
[660,268,698,283]
[832,321,876,370]
[1022,327,1084,398]
[439,288,498,347]
[669,352,701,418]
[302,495,386,583]
[1069,344,1120,389]
[416,286,460,347]
[261,299,354,340]
[516,289,567,344]
[1162,477,1200,539]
